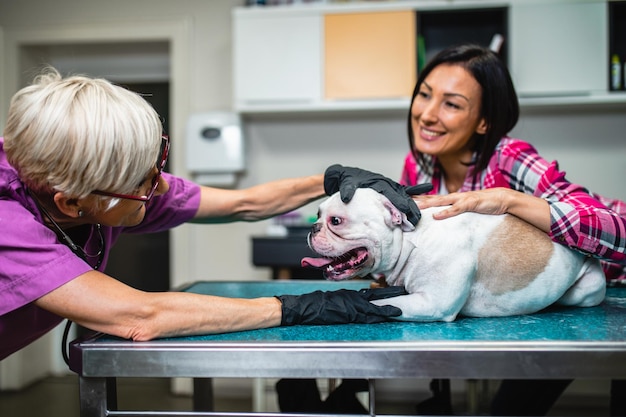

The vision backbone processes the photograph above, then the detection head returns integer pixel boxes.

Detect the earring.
[78,210,84,218]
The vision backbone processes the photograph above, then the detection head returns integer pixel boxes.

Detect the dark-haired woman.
[400,44,626,416]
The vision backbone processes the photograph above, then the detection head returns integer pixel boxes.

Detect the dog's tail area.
[557,257,606,307]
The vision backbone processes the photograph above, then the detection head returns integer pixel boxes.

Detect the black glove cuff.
[276,294,300,326]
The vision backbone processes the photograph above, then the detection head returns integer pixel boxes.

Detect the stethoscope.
[28,189,105,365]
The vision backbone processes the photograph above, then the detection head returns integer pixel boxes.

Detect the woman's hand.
[415,188,513,220]
[414,187,551,233]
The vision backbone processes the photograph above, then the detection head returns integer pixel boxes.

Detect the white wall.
[514,106,626,201]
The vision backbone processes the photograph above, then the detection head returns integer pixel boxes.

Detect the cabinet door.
[510,1,607,97]
[324,10,416,100]
[233,12,322,106]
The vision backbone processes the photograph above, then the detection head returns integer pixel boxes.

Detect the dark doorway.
[104,82,171,292]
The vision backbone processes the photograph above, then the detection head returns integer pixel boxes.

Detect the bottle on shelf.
[611,54,622,91]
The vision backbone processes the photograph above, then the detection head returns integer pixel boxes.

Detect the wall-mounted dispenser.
[185,112,244,187]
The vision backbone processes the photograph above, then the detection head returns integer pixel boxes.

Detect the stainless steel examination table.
[69,280,626,417]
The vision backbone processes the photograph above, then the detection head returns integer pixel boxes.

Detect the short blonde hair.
[4,67,163,202]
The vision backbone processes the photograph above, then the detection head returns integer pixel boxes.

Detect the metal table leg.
[79,377,116,417]
[193,378,214,411]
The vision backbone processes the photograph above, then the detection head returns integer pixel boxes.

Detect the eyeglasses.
[92,135,170,202]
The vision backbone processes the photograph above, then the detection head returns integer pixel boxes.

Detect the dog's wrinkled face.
[301,188,413,280]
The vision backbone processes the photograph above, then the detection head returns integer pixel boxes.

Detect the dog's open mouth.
[301,247,369,280]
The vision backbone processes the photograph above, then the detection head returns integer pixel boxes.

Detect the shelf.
[235,0,511,16]
[236,92,626,116]
[519,92,626,107]
[236,98,411,114]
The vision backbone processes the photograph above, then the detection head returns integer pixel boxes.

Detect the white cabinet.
[233,1,625,114]
[509,1,608,97]
[233,10,322,107]
[233,6,416,113]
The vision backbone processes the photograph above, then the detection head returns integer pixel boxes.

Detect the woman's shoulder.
[487,137,547,178]
[0,138,18,186]
[493,137,542,161]
[495,137,537,152]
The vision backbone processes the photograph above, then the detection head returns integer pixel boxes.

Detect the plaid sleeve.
[399,152,417,186]
[497,139,626,265]
[399,152,440,194]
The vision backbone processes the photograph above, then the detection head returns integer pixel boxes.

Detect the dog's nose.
[311,222,322,235]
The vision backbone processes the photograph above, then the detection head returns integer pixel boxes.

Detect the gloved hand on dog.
[324,164,433,226]
[277,286,408,326]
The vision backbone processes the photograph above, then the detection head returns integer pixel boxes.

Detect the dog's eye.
[330,216,342,226]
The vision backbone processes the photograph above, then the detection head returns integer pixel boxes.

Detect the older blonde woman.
[0,68,413,361]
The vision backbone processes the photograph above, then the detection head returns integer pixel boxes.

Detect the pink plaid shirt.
[400,137,626,284]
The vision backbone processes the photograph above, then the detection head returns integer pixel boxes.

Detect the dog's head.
[301,188,415,281]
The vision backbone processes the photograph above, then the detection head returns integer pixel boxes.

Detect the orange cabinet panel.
[324,10,416,100]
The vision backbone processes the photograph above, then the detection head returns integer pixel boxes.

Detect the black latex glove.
[324,164,433,226]
[277,286,408,326]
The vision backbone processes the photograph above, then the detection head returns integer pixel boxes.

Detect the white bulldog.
[301,188,606,322]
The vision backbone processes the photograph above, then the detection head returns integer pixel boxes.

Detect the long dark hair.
[407,44,519,180]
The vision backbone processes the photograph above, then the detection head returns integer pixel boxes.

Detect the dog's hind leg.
[557,257,606,307]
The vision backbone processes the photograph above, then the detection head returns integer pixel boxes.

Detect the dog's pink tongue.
[301,257,332,269]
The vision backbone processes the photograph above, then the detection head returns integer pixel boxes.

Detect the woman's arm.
[192,174,325,223]
[33,269,402,340]
[510,144,626,262]
[34,270,283,340]
[415,188,551,232]
[414,140,626,263]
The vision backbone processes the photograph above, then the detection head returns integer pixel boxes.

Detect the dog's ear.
[383,199,415,232]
